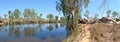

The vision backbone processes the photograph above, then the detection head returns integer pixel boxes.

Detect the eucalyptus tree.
[98,0,108,17]
[94,13,99,19]
[8,11,14,20]
[84,10,89,18]
[106,10,111,17]
[23,8,31,20]
[8,11,14,24]
[60,16,66,23]
[0,16,3,20]
[39,13,43,20]
[55,16,58,21]
[46,14,54,22]
[60,17,65,20]
[31,8,37,20]
[13,9,21,19]
[56,0,90,28]
[4,14,7,19]
[112,11,119,18]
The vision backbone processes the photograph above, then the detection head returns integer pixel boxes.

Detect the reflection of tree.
[38,24,43,32]
[24,28,36,37]
[47,24,54,31]
[55,23,58,29]
[60,23,65,27]
[14,27,20,37]
[9,25,20,38]
[4,28,8,32]
[66,27,72,38]
[9,25,14,37]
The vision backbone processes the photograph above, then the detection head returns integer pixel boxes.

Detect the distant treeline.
[0,8,67,24]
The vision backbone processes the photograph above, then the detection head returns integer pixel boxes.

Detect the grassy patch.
[63,27,80,42]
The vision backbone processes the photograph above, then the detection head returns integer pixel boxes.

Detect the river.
[0,23,71,42]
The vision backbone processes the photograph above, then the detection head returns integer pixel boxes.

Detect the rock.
[79,18,95,24]
[79,19,87,24]
[86,18,95,24]
[116,21,120,24]
[109,21,114,24]
[0,20,2,23]
[99,17,116,23]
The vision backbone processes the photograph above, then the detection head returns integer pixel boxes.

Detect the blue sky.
[0,0,120,18]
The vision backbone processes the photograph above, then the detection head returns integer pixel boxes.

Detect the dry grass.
[65,24,120,42]
[90,24,120,42]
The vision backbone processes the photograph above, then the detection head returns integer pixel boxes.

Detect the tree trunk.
[71,10,76,28]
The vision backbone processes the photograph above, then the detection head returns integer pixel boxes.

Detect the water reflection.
[47,24,54,31]
[24,28,36,37]
[55,23,58,29]
[0,23,71,42]
[60,23,66,27]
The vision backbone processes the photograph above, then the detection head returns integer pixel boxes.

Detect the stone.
[99,17,116,23]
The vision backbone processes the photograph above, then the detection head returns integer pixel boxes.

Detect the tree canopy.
[106,10,111,17]
[46,14,54,21]
[56,0,90,28]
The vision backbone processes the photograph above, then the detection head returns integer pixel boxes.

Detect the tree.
[106,10,111,17]
[0,16,3,20]
[60,17,65,21]
[8,11,14,24]
[4,14,7,19]
[39,13,43,20]
[47,24,54,31]
[13,9,21,19]
[94,13,99,19]
[8,11,13,20]
[84,10,89,18]
[98,0,108,17]
[46,14,54,22]
[31,8,37,19]
[56,0,90,28]
[55,16,58,21]
[60,16,66,23]
[112,11,119,18]
[23,8,31,20]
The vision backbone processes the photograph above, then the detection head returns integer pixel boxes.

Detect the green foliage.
[46,14,54,21]
[112,11,119,18]
[56,0,90,28]
[23,8,31,19]
[84,0,90,8]
[106,10,111,17]
[94,13,99,19]
[84,10,89,18]
[39,13,43,20]
[8,11,14,20]
[0,16,3,20]
[55,16,58,21]
[4,14,7,19]
[60,16,66,21]
[31,9,37,19]
[98,0,108,17]
[13,9,21,19]
[23,8,37,20]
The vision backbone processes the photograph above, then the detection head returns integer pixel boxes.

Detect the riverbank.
[64,23,120,42]
[0,19,65,26]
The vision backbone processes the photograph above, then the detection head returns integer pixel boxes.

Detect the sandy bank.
[73,24,120,42]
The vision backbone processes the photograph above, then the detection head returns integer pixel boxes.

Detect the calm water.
[0,23,71,42]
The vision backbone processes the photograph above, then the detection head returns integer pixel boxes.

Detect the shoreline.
[64,24,120,42]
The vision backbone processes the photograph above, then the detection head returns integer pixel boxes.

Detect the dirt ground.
[74,23,120,42]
